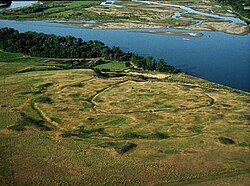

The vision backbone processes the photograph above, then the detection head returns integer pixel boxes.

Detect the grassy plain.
[0,51,249,185]
[94,61,127,71]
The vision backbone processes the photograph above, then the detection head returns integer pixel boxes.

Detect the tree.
[0,27,180,74]
[156,59,166,72]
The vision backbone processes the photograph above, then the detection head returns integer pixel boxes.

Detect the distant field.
[0,51,249,185]
[94,61,127,71]
[0,0,248,34]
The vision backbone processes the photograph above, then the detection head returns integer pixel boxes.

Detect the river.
[0,1,249,92]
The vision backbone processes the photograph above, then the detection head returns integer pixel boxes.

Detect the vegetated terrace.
[0,41,249,184]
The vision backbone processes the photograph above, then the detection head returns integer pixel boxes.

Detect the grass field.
[0,51,249,185]
[94,61,127,71]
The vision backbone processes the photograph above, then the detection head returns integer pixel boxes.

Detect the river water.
[0,1,249,92]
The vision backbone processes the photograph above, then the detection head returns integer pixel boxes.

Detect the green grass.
[0,51,57,76]
[0,51,95,77]
[0,51,44,64]
[94,61,127,71]
[0,1,102,20]
[0,50,22,60]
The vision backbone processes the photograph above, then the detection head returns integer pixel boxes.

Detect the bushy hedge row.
[0,27,180,73]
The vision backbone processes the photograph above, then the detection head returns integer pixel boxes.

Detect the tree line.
[0,27,180,73]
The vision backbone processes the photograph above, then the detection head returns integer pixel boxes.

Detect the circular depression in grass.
[94,81,214,114]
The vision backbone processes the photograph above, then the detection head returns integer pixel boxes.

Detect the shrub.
[33,82,53,94]
[125,61,131,67]
[9,124,26,131]
[218,137,235,145]
[188,125,203,133]
[35,96,53,104]
[94,68,110,78]
[149,132,170,139]
[115,143,137,154]
[70,82,84,88]
[34,122,52,131]
[97,142,115,148]
[95,59,107,65]
[9,112,52,131]
[97,141,137,154]
[60,131,72,138]
[121,132,147,139]
[74,126,106,138]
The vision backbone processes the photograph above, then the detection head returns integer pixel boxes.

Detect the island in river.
[0,0,249,35]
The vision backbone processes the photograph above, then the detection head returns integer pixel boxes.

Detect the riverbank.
[58,21,165,30]
[130,30,203,37]
[0,0,249,36]
[0,19,249,91]
[57,19,247,36]
[177,21,250,35]
[54,20,248,36]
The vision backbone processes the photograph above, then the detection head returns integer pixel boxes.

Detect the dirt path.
[32,102,64,131]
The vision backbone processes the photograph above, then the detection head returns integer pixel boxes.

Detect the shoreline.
[129,30,203,37]
[0,19,249,91]
[0,0,249,36]
[1,47,249,93]
[0,17,249,36]
[54,20,249,36]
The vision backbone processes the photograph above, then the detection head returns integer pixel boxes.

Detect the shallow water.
[0,19,249,91]
[133,0,246,24]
